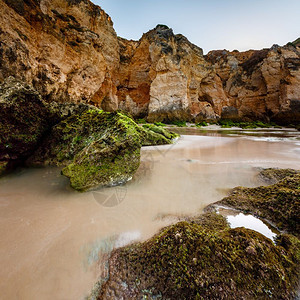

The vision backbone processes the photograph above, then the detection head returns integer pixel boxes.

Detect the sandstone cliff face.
[117,25,229,122]
[206,45,300,124]
[0,0,119,107]
[117,25,300,124]
[0,0,299,124]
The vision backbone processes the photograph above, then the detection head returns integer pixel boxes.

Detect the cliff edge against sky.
[1,0,299,124]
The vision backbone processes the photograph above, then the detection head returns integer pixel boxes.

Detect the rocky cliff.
[1,0,299,124]
[0,0,119,107]
[118,25,300,124]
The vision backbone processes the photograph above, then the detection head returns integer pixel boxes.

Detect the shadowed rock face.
[0,77,50,172]
[0,0,299,124]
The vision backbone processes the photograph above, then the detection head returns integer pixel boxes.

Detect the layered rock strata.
[1,0,299,124]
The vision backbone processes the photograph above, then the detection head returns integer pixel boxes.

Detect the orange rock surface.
[1,0,299,124]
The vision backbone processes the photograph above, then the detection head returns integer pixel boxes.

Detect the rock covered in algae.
[0,77,50,171]
[28,108,178,191]
[98,212,300,299]
[258,168,299,184]
[216,170,300,238]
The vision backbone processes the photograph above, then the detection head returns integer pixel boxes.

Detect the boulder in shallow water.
[28,108,178,191]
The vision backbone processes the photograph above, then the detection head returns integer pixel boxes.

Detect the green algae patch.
[217,120,279,129]
[141,124,179,146]
[28,108,178,191]
[217,171,300,238]
[258,168,299,184]
[62,139,141,191]
[99,213,300,299]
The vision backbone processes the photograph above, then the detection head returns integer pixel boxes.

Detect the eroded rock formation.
[0,0,299,124]
[0,0,119,107]
[118,26,300,124]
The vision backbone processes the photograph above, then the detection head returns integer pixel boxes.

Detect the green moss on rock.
[62,136,141,191]
[99,213,300,299]
[28,108,178,191]
[216,171,300,238]
[258,168,299,184]
[141,124,179,146]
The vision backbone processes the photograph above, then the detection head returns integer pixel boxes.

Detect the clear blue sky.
[94,0,300,54]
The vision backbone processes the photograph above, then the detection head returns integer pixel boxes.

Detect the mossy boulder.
[141,123,179,146]
[216,170,300,238]
[0,77,49,168]
[28,108,178,191]
[258,168,299,184]
[99,213,300,299]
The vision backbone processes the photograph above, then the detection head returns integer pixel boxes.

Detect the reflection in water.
[227,213,277,241]
[216,206,279,242]
[0,133,299,299]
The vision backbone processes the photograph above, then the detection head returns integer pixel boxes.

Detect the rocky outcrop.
[117,25,300,124]
[0,77,50,172]
[0,0,299,124]
[96,170,300,299]
[214,170,300,238]
[98,212,300,299]
[0,0,119,107]
[117,25,225,122]
[28,108,178,191]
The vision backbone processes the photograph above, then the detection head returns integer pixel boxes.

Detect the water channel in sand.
[0,128,299,299]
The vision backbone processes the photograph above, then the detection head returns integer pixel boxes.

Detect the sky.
[93,0,300,54]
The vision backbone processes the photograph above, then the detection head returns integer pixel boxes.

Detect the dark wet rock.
[0,77,49,169]
[271,99,300,125]
[45,101,94,125]
[28,108,178,191]
[221,106,240,121]
[98,212,300,299]
[0,161,8,176]
[215,171,300,238]
[258,168,299,184]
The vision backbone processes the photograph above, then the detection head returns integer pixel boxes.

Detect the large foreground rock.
[28,108,178,191]
[95,169,300,299]
[98,213,300,299]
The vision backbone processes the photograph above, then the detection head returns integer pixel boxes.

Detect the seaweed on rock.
[216,171,300,238]
[28,108,179,191]
[99,212,300,299]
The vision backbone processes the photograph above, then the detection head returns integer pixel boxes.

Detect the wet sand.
[0,131,299,299]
